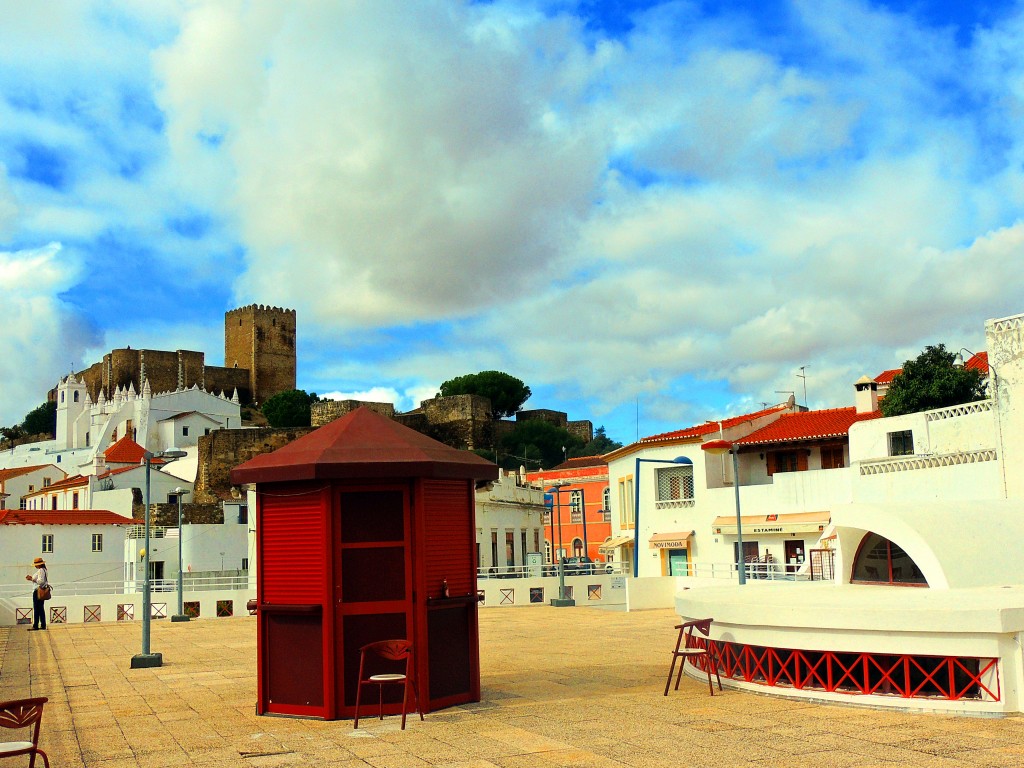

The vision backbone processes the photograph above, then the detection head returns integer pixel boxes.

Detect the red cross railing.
[689,638,999,701]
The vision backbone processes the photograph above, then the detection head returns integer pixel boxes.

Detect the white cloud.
[321,385,437,413]
[154,1,605,329]
[0,243,98,425]
[5,0,1024,441]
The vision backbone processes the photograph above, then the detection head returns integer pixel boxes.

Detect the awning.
[648,530,694,549]
[712,511,829,536]
[599,535,635,554]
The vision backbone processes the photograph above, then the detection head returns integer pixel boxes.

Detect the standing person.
[25,557,48,630]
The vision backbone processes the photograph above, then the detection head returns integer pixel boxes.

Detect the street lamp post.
[546,484,575,607]
[701,440,746,585]
[131,448,187,669]
[171,487,190,623]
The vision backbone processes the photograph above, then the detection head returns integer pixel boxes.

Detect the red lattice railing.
[687,639,999,702]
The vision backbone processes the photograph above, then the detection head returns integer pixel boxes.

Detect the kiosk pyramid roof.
[231,406,499,484]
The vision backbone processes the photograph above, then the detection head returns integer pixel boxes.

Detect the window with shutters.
[820,445,845,469]
[768,450,808,475]
[618,477,634,527]
[656,465,694,501]
[570,490,583,523]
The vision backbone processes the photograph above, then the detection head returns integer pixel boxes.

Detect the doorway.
[784,539,805,574]
[667,549,689,576]
[333,486,412,714]
[733,540,759,578]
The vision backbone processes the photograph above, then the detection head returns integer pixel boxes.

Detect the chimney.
[94,451,107,475]
[854,376,879,414]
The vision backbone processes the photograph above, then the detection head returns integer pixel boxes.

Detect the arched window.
[851,533,927,586]
[74,391,79,402]
[572,538,583,557]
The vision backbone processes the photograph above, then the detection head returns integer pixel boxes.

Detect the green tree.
[438,371,531,419]
[880,344,987,417]
[568,426,623,459]
[22,401,57,437]
[262,389,319,428]
[501,419,584,469]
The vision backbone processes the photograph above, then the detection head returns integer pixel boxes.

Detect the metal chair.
[353,640,423,730]
[0,697,49,768]
[664,619,723,696]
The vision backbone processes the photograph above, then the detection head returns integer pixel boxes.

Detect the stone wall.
[224,305,297,405]
[52,304,297,408]
[517,409,568,428]
[312,399,396,427]
[205,365,252,402]
[419,394,493,449]
[567,420,594,443]
[146,502,224,527]
[193,426,315,503]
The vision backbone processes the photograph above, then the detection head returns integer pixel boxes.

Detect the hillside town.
[4,300,1024,717]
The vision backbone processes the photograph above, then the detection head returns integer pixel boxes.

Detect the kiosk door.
[333,486,412,717]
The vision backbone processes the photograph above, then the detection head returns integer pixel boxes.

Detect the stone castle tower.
[224,305,297,405]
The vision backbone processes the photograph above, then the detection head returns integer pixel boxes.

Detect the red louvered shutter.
[421,480,474,598]
[260,486,326,604]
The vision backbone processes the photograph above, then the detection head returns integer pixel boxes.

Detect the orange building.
[526,457,610,564]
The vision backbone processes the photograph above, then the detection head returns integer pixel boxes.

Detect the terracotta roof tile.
[965,351,989,372]
[0,464,61,483]
[104,435,147,464]
[23,474,88,497]
[0,510,138,525]
[641,403,791,444]
[96,465,142,480]
[736,407,882,446]
[550,456,608,470]
[874,368,901,384]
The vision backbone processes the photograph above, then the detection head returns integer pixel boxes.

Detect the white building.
[0,376,240,480]
[0,464,67,510]
[615,310,1024,714]
[0,509,136,588]
[474,468,546,575]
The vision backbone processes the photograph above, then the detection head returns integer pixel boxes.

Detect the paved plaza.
[2,606,1024,767]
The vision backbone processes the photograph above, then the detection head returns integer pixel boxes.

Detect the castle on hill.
[53,304,296,408]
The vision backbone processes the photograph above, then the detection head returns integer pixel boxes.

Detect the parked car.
[562,556,596,575]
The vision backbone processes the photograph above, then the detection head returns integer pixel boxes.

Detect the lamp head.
[701,439,734,455]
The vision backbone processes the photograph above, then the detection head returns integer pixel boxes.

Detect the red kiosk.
[231,407,499,720]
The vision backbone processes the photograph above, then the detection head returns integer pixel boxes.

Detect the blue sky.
[3,0,1024,445]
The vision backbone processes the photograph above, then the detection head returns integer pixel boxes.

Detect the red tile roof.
[965,351,989,372]
[0,510,138,525]
[874,368,901,384]
[104,435,147,464]
[0,464,61,483]
[736,407,882,446]
[549,456,608,470]
[641,403,791,444]
[23,474,88,497]
[96,465,142,480]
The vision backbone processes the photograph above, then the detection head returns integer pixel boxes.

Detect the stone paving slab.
[1,607,1023,767]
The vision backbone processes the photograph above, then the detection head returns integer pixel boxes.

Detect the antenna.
[775,390,795,407]
[797,365,809,406]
